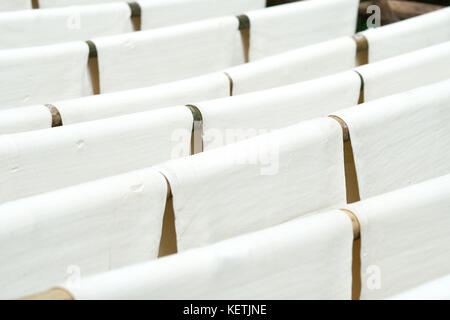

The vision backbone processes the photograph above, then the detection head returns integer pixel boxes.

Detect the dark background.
[267,0,450,7]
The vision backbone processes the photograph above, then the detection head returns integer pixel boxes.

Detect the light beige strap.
[86,40,101,95]
[329,115,361,203]
[352,34,368,66]
[158,173,178,258]
[185,104,204,155]
[223,72,234,96]
[353,70,365,104]
[340,208,361,240]
[237,15,250,63]
[128,2,142,31]
[20,287,74,300]
[329,115,349,142]
[340,208,361,300]
[45,104,63,127]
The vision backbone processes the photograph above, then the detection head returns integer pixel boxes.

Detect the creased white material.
[333,79,450,199]
[67,210,353,300]
[39,0,121,8]
[0,3,133,49]
[199,71,361,150]
[348,174,450,300]
[56,73,230,124]
[358,41,450,101]
[0,167,167,300]
[0,106,192,203]
[0,42,91,110]
[225,37,356,95]
[139,0,265,29]
[0,105,51,135]
[0,1,30,12]
[158,118,346,250]
[389,275,450,300]
[247,0,359,61]
[3,36,359,131]
[361,7,450,62]
[95,16,240,93]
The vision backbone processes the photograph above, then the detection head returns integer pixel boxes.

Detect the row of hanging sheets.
[0,0,449,300]
[0,0,296,11]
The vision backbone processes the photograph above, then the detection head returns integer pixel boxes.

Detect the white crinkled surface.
[158,118,346,250]
[0,42,91,109]
[38,0,121,8]
[0,0,31,12]
[0,106,192,203]
[333,80,450,199]
[198,71,360,150]
[56,72,230,124]
[348,174,450,300]
[66,210,353,300]
[247,0,359,60]
[0,167,167,300]
[139,0,265,30]
[361,7,450,62]
[0,3,133,49]
[95,16,241,93]
[357,41,450,101]
[225,36,356,95]
[0,105,51,135]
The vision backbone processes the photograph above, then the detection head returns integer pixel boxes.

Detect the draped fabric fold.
[333,79,450,199]
[56,73,230,124]
[198,71,361,150]
[39,0,121,8]
[94,16,240,93]
[0,42,92,110]
[360,7,450,62]
[0,1,31,12]
[65,210,353,300]
[0,3,133,49]
[224,36,357,95]
[357,41,450,101]
[347,174,450,300]
[0,167,167,300]
[1,36,361,134]
[139,0,265,30]
[158,118,346,250]
[0,106,192,203]
[0,105,51,135]
[247,0,359,61]
[0,0,448,302]
[389,275,450,300]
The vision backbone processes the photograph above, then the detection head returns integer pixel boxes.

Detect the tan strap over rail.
[329,115,361,204]
[86,40,101,95]
[340,208,362,300]
[353,70,365,104]
[236,14,251,63]
[185,104,204,155]
[352,34,369,66]
[158,174,178,258]
[223,72,234,96]
[128,2,142,31]
[45,104,63,127]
